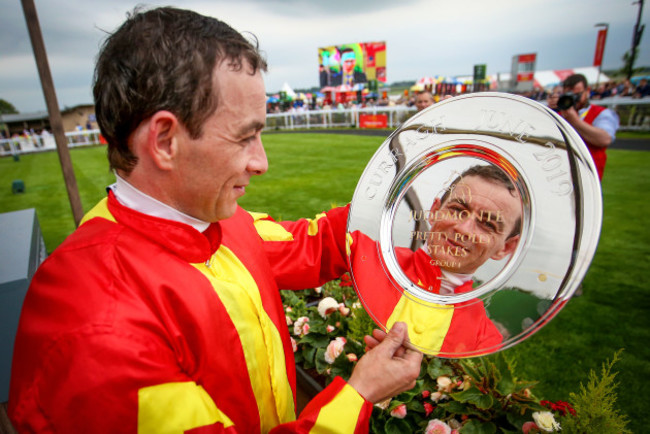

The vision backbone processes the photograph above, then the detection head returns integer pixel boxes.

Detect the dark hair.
[93,7,267,173]
[563,73,588,90]
[440,165,521,238]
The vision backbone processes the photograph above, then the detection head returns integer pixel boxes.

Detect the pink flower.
[338,303,350,316]
[324,337,347,364]
[422,390,431,399]
[389,404,407,419]
[301,323,310,335]
[326,324,335,333]
[424,402,434,416]
[425,419,451,434]
[285,306,292,312]
[522,421,539,434]
[293,316,309,336]
[346,353,358,362]
[285,315,293,326]
[290,337,297,353]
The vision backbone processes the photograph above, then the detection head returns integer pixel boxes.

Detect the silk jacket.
[9,193,372,433]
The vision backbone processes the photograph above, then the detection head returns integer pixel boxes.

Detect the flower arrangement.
[281,275,629,433]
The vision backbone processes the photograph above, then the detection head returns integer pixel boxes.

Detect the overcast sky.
[1,0,647,113]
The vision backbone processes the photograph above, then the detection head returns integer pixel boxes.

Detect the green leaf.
[493,353,515,396]
[459,419,497,434]
[452,386,495,410]
[384,417,412,434]
[314,348,328,374]
[299,333,330,348]
[426,357,455,379]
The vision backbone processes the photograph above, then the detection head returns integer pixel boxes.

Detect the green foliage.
[559,350,630,434]
[0,98,18,114]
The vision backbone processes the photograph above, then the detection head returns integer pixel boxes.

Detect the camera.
[556,92,580,111]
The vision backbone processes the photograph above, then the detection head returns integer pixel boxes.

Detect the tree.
[0,98,18,115]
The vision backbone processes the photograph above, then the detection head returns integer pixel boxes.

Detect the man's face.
[426,175,521,274]
[342,52,356,74]
[415,93,434,111]
[173,62,268,222]
[564,81,589,110]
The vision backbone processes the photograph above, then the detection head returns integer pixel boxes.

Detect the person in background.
[547,73,619,180]
[415,90,435,112]
[8,7,421,433]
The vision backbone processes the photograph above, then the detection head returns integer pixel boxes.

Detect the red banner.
[593,28,607,67]
[359,114,387,129]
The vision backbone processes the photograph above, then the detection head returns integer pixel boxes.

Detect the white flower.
[352,301,362,310]
[314,286,322,294]
[431,391,448,402]
[437,375,453,393]
[285,315,293,326]
[293,316,309,336]
[317,297,340,318]
[326,324,335,333]
[324,337,346,364]
[533,411,561,432]
[375,398,391,410]
[338,303,350,316]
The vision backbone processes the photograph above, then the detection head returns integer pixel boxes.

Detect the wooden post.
[21,0,84,226]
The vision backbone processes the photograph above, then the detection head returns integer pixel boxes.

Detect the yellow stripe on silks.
[387,295,454,354]
[307,213,327,236]
[194,246,296,432]
[249,211,294,241]
[138,381,233,433]
[80,197,116,225]
[309,383,364,434]
[345,233,354,257]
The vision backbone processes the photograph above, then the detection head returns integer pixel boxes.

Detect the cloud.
[0,0,647,112]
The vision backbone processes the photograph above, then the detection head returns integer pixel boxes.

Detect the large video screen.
[318,41,386,88]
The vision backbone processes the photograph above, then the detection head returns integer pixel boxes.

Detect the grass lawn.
[1,133,647,431]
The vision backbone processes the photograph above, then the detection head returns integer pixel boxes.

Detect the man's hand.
[347,322,422,403]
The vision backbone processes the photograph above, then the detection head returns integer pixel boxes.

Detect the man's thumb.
[383,322,408,351]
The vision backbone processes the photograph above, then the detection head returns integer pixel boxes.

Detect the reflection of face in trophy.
[426,165,522,275]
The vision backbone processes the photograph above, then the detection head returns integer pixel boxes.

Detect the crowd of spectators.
[268,76,650,114]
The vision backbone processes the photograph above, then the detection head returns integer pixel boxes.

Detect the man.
[415,91,435,112]
[547,73,619,180]
[349,165,521,355]
[338,48,367,87]
[633,78,650,98]
[8,7,421,433]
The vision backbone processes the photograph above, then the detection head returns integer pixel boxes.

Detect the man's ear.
[491,234,520,261]
[146,111,180,171]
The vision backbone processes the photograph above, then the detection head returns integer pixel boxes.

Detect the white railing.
[265,97,650,132]
[2,97,648,157]
[264,105,417,131]
[0,130,103,157]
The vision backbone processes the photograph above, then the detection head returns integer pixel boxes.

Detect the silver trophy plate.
[347,92,602,357]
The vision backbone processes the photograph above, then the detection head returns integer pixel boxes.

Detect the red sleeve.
[258,205,351,289]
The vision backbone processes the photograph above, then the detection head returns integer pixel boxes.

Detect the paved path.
[266,129,650,151]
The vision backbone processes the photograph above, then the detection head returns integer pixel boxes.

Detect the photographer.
[547,73,619,180]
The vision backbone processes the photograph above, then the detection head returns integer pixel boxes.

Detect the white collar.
[109,174,210,233]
